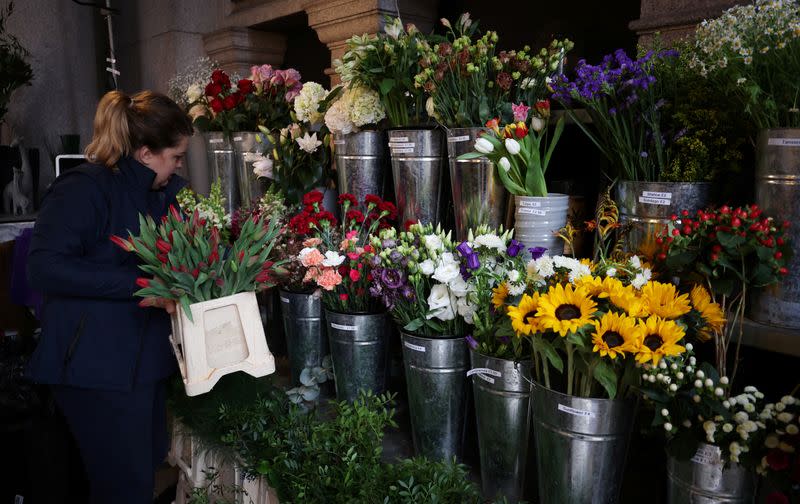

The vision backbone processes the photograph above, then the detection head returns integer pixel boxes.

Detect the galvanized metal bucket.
[325,310,389,402]
[279,289,328,387]
[203,132,238,214]
[666,443,755,503]
[334,131,387,206]
[401,332,469,461]
[751,128,800,328]
[530,382,637,503]
[514,194,570,256]
[469,350,533,502]
[389,129,446,226]
[616,181,712,256]
[232,131,269,207]
[447,128,509,241]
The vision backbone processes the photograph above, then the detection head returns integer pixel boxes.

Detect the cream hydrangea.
[348,86,386,127]
[294,82,328,124]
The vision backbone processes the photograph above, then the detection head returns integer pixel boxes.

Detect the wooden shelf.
[732,317,800,357]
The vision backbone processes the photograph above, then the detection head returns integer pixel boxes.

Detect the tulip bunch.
[111,206,284,321]
[458,100,564,197]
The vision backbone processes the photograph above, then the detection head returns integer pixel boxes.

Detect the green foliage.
[383,457,482,503]
[0,2,33,123]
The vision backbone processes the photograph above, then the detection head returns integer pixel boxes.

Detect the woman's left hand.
[138,297,177,314]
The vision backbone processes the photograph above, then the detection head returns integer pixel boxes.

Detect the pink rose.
[316,268,342,291]
[250,64,274,85]
[303,237,322,247]
[299,247,325,267]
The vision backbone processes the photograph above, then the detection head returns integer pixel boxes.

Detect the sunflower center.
[602,331,624,348]
[555,304,581,321]
[524,310,537,323]
[643,334,664,351]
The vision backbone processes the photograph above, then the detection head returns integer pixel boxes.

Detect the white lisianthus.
[427,284,455,321]
[423,234,444,252]
[498,156,511,172]
[448,275,470,298]
[252,157,274,179]
[474,137,494,154]
[474,233,506,251]
[504,138,521,155]
[322,251,345,267]
[419,259,435,276]
[456,297,476,324]
[432,253,461,284]
[296,132,322,153]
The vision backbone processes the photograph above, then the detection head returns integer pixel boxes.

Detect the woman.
[27,90,194,503]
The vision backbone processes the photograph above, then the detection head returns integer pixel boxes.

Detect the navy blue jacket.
[27,157,186,391]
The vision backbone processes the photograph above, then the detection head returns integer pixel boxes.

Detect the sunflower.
[641,281,691,319]
[635,316,686,365]
[591,312,641,359]
[492,282,510,310]
[536,283,597,337]
[573,275,604,297]
[507,292,540,335]
[609,287,650,318]
[690,285,726,341]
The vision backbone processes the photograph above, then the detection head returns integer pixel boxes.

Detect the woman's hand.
[138,297,177,314]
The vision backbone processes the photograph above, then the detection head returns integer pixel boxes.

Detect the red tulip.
[135,277,150,288]
[156,238,172,254]
[110,234,135,252]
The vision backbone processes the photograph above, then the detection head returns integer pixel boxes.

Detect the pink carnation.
[303,266,320,283]
[347,252,361,261]
[303,237,322,247]
[316,268,342,291]
[345,230,358,240]
[299,248,325,267]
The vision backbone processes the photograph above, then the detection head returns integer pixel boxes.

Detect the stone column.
[629,0,746,46]
[305,0,438,86]
[202,27,288,77]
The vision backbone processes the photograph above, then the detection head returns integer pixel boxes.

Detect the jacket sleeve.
[27,171,139,300]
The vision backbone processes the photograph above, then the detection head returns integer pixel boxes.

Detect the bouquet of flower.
[176,179,232,239]
[111,206,284,322]
[369,223,469,337]
[690,0,800,129]
[335,17,430,127]
[757,394,800,502]
[552,48,680,181]
[459,100,564,197]
[657,204,791,382]
[323,85,386,135]
[291,190,395,313]
[168,56,218,112]
[231,186,288,241]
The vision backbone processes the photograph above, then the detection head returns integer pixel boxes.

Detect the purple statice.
[465,334,478,350]
[529,246,547,260]
[507,239,524,257]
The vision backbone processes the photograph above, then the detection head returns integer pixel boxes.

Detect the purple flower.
[465,334,478,350]
[381,268,405,290]
[507,239,524,257]
[456,241,474,258]
[401,285,415,301]
[382,238,397,248]
[466,252,480,270]
[389,250,403,263]
[460,264,472,281]
[529,246,547,260]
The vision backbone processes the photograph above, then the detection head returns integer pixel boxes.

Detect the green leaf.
[717,231,746,250]
[403,319,425,332]
[179,295,194,323]
[593,359,618,399]
[379,78,396,96]
[532,337,563,373]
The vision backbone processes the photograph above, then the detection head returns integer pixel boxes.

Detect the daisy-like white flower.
[296,132,322,153]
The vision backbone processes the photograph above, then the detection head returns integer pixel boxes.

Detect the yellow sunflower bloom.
[574,275,604,297]
[507,292,540,336]
[536,283,597,337]
[591,311,641,359]
[635,316,686,365]
[492,282,510,310]
[641,281,691,319]
[690,285,726,341]
[610,288,650,318]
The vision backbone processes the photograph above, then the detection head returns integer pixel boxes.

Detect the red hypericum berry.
[780,267,788,275]
[672,229,680,236]
[682,225,692,235]
[709,232,716,239]
[731,217,742,227]
[693,221,700,229]
[656,237,664,245]
[667,236,674,244]
[782,220,791,229]
[710,253,719,262]
[775,252,783,259]
[712,244,722,253]
[720,205,730,214]
[766,238,774,247]
[670,214,678,221]
[681,210,689,217]
[777,237,785,246]
[657,253,667,261]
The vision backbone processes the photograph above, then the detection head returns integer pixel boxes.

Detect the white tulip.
[474,137,494,154]
[504,138,521,155]
[498,156,511,172]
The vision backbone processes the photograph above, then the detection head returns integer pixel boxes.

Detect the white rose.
[504,138,521,155]
[322,251,345,267]
[419,259,435,276]
[427,284,455,321]
[186,83,203,103]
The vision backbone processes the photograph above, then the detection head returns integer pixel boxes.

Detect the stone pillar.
[305,0,438,86]
[629,0,746,46]
[202,27,288,77]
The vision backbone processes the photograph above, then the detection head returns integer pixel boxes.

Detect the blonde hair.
[84,90,193,167]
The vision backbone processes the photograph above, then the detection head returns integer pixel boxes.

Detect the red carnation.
[237,79,254,94]
[338,264,350,277]
[346,209,364,224]
[209,98,223,113]
[205,82,222,97]
[767,449,790,471]
[349,269,361,282]
[403,219,415,231]
[364,194,382,207]
[223,95,237,111]
[378,201,397,220]
[339,293,349,301]
[303,190,324,206]
[338,193,358,207]
[316,211,337,226]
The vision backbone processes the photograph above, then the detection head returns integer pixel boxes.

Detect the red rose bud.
[237,79,254,94]
[223,95,237,110]
[156,238,172,254]
[110,235,135,252]
[209,98,223,113]
[135,277,150,288]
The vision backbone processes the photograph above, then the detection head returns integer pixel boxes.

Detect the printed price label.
[518,200,542,208]
[641,191,672,199]
[691,444,721,466]
[639,196,671,206]
[389,136,409,143]
[388,142,415,148]
[448,135,471,143]
[208,138,224,144]
[518,207,547,216]
[280,297,290,304]
[391,148,415,154]
[331,323,357,331]
[403,341,426,352]
[477,373,495,384]
[768,138,800,147]
[466,368,502,378]
[557,404,595,418]
[233,136,243,141]
[333,140,346,145]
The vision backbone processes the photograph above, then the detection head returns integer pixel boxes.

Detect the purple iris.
[529,247,547,260]
[465,334,478,350]
[507,239,524,257]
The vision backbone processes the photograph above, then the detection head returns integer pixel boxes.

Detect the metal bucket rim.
[617,180,713,188]
[279,287,319,296]
[515,193,569,200]
[531,380,637,407]
[400,331,464,341]
[324,309,386,319]
[469,348,532,368]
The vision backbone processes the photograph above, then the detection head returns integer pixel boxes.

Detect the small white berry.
[664,422,673,431]
[671,363,678,371]
[693,395,701,403]
[659,361,667,370]
[715,388,724,397]
[723,400,731,408]
[686,366,693,373]
[661,408,670,417]
[676,372,685,380]
[686,343,694,351]
[695,380,703,388]
[696,370,705,379]
[705,378,714,388]
[669,384,678,392]
[719,376,729,385]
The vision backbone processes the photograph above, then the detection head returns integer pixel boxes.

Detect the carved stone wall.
[629,0,746,45]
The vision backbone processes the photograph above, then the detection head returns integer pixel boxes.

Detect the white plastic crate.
[239,474,279,504]
[169,291,276,396]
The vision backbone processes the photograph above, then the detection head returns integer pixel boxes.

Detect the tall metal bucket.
[447,128,508,240]
[616,181,712,256]
[203,131,238,214]
[389,129,446,226]
[279,290,328,387]
[530,382,636,503]
[334,131,387,206]
[751,128,800,328]
[401,332,469,461]
[232,131,269,208]
[469,350,533,502]
[325,310,389,402]
[666,443,755,503]
[514,194,570,257]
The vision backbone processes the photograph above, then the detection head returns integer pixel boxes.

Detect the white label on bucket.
[233,136,243,141]
[391,148,415,154]
[639,196,671,206]
[768,138,800,147]
[518,200,542,208]
[331,323,357,331]
[476,373,495,384]
[467,368,502,378]
[389,136,409,143]
[641,191,672,199]
[518,207,547,216]
[333,140,346,145]
[404,341,426,353]
[558,404,595,418]
[388,142,415,148]
[208,138,224,144]
[448,135,471,143]
[691,444,720,466]
[280,296,290,304]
